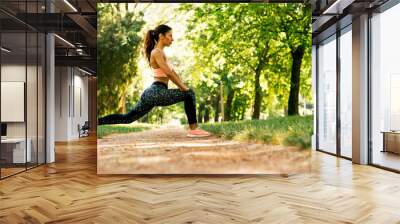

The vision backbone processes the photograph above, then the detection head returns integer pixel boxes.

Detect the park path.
[97,125,311,174]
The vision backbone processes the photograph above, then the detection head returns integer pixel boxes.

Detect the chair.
[78,121,90,138]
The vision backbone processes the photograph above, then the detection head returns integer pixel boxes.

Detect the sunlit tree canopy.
[97,3,312,124]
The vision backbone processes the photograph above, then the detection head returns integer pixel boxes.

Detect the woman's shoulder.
[151,48,163,54]
[151,48,167,60]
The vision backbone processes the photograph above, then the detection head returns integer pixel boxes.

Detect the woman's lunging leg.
[183,89,197,125]
[153,88,197,125]
[98,100,153,125]
[98,86,198,126]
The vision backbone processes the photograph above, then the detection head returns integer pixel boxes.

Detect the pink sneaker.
[187,128,212,137]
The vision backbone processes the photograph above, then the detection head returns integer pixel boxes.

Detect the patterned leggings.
[98,81,197,125]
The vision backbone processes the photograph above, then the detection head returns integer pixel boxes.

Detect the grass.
[97,123,157,139]
[97,116,313,149]
[199,115,313,149]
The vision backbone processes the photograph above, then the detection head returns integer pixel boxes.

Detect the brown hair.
[144,24,172,63]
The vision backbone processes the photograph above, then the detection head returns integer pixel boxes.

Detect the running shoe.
[186,128,212,137]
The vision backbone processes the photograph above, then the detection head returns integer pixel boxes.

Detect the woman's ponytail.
[144,29,156,63]
[143,25,172,63]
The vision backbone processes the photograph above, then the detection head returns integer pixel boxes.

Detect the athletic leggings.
[98,81,197,125]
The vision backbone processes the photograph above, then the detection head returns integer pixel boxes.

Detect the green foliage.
[199,115,313,149]
[97,3,145,117]
[180,3,312,120]
[97,3,312,125]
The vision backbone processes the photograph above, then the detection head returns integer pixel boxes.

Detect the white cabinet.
[1,138,32,163]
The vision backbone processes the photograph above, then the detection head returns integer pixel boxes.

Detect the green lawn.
[199,115,313,149]
[97,116,313,149]
[97,123,157,139]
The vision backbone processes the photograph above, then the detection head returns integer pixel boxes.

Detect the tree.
[97,3,145,117]
[279,4,312,116]
[183,4,288,120]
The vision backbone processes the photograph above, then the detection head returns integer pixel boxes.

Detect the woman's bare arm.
[152,51,189,91]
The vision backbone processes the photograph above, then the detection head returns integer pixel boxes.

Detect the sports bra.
[152,60,173,78]
[151,48,173,78]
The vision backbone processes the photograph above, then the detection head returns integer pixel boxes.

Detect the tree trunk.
[198,103,205,123]
[287,45,305,116]
[118,94,126,114]
[142,114,149,123]
[220,84,224,121]
[224,88,235,121]
[252,68,262,120]
[251,43,269,120]
[204,106,210,123]
[214,95,220,122]
[240,106,246,120]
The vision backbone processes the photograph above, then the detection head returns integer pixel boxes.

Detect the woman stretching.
[98,24,211,137]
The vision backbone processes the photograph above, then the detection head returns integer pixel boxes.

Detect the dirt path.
[97,125,311,174]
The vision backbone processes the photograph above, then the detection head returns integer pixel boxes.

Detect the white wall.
[72,72,89,137]
[55,66,69,141]
[1,63,46,164]
[1,65,28,138]
[55,66,89,141]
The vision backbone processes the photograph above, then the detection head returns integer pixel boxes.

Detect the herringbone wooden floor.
[1,135,400,223]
